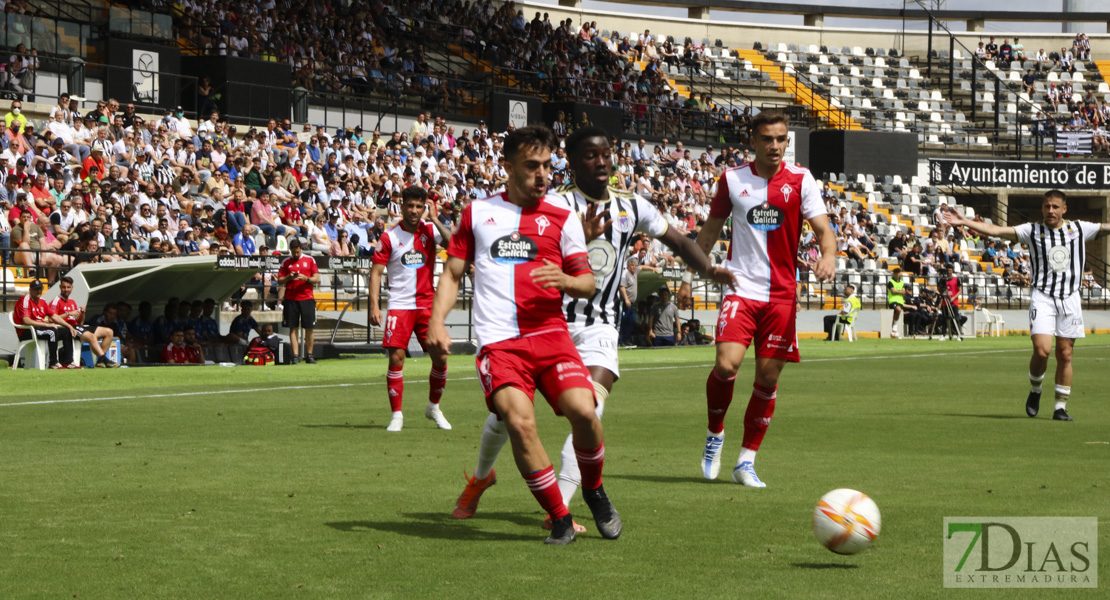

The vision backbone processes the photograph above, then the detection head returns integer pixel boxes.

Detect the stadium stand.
[3,0,1110,362]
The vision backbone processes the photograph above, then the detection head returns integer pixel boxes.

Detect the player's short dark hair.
[60,276,74,285]
[503,125,557,163]
[565,126,610,157]
[1044,189,1067,205]
[241,300,253,310]
[401,185,428,204]
[289,238,302,250]
[750,110,788,132]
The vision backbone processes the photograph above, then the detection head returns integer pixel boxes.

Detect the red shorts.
[475,329,594,415]
[715,295,800,363]
[382,308,430,350]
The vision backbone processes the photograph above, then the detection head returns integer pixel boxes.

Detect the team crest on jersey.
[587,239,617,285]
[401,250,426,268]
[420,234,429,245]
[1048,245,1070,273]
[780,184,793,204]
[535,215,551,236]
[747,201,784,231]
[491,232,539,264]
[615,211,634,233]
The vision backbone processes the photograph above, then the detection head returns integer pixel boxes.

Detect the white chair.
[981,308,1005,337]
[10,311,46,370]
[833,319,856,342]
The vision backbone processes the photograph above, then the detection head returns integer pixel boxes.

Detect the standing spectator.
[647,286,680,346]
[887,267,908,338]
[618,258,639,345]
[277,238,320,364]
[13,279,76,369]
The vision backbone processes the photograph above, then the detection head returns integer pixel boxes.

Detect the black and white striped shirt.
[554,184,670,328]
[1014,220,1100,299]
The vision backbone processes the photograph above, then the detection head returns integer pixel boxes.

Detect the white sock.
[390,411,402,420]
[558,433,581,507]
[709,428,725,440]
[474,413,508,480]
[1029,372,1045,394]
[738,447,756,465]
[1054,385,1070,411]
[557,381,609,507]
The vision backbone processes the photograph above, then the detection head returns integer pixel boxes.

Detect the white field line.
[2,345,1107,409]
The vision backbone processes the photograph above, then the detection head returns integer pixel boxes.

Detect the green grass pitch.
[2,336,1108,599]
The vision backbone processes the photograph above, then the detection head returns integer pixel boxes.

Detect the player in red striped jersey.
[370,186,454,432]
[696,111,837,487]
[428,126,620,545]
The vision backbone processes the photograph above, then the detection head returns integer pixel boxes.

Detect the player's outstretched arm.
[1097,222,1110,239]
[696,216,726,259]
[660,226,737,289]
[942,205,1018,242]
[531,258,595,298]
[368,263,386,327]
[428,256,466,356]
[808,214,837,282]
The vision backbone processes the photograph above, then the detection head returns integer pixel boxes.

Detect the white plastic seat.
[10,311,46,370]
[833,320,856,342]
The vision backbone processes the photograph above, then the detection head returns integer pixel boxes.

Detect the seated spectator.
[226,300,260,346]
[13,279,76,369]
[824,284,861,341]
[10,208,66,281]
[161,328,190,363]
[233,222,258,256]
[182,326,206,364]
[49,276,120,368]
[903,242,924,276]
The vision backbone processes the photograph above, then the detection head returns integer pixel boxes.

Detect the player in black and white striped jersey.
[451,127,735,529]
[945,191,1110,421]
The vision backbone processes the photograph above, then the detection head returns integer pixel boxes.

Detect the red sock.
[574,443,605,490]
[428,366,447,404]
[706,368,737,434]
[524,465,569,520]
[741,383,777,452]
[387,366,404,412]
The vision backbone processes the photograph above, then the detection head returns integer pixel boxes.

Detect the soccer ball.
[812,488,881,555]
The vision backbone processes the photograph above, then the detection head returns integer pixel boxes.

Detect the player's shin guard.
[475,413,509,480]
[558,382,608,505]
[706,368,737,434]
[574,443,605,491]
[429,365,447,404]
[387,366,404,412]
[740,383,777,459]
[524,465,569,520]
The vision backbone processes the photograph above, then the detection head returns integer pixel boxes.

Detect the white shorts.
[568,322,620,379]
[1029,289,1085,339]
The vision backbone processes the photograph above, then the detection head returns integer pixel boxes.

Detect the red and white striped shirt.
[447,192,590,350]
[372,220,442,310]
[711,162,824,304]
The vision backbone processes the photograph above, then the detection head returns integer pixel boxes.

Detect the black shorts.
[283,299,316,329]
[888,302,904,310]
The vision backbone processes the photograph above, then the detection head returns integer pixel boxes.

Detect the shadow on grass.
[300,424,382,430]
[326,512,538,541]
[791,562,859,570]
[605,473,705,484]
[935,414,1029,420]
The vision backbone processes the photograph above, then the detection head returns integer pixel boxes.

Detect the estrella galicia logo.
[491,232,538,264]
[943,517,1097,588]
[747,201,784,231]
[401,250,426,269]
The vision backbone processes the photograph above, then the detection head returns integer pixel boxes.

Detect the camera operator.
[935,270,967,335]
